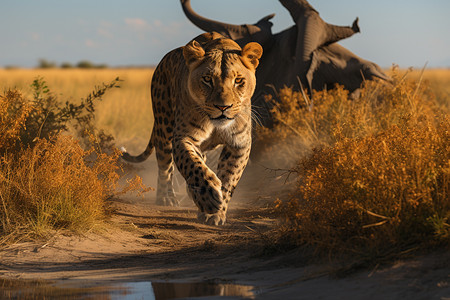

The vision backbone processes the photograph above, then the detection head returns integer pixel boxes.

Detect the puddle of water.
[0,277,114,299]
[0,278,256,299]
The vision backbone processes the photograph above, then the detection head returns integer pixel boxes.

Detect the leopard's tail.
[121,132,155,163]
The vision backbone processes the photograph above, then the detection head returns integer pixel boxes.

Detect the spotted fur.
[122,32,262,225]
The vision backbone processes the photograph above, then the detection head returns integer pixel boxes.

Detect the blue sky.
[1,0,449,68]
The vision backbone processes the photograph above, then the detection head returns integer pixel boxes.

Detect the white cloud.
[160,21,186,36]
[31,32,40,41]
[85,39,96,48]
[124,17,187,37]
[153,19,162,28]
[97,27,113,39]
[100,21,113,28]
[125,18,149,31]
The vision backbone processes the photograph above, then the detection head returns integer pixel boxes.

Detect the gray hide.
[181,0,390,126]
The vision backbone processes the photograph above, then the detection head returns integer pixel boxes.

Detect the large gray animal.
[181,0,390,125]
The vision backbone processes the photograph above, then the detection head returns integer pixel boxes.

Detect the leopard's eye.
[235,77,244,85]
[202,75,212,86]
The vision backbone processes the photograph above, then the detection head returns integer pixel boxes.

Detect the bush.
[60,62,73,69]
[0,78,150,245]
[257,68,438,163]
[268,68,450,259]
[278,119,449,253]
[0,90,33,154]
[11,76,121,152]
[76,60,108,69]
[37,59,57,69]
[0,136,118,238]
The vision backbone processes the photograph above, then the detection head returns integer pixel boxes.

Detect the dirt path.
[0,197,273,278]
[0,154,449,299]
[0,197,449,299]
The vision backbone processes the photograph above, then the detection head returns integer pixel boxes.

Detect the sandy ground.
[0,155,449,299]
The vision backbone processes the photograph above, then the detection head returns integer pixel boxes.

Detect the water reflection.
[0,277,117,299]
[0,278,255,299]
[153,281,254,299]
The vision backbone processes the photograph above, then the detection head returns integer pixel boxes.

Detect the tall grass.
[0,76,150,245]
[261,67,449,259]
[1,67,448,255]
[0,136,118,240]
[408,68,450,110]
[0,68,155,150]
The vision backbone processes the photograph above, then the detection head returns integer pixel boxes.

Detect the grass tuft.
[262,67,450,259]
[0,136,116,238]
[0,77,149,245]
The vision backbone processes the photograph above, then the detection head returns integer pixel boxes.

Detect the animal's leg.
[173,137,225,225]
[211,145,251,224]
[154,133,178,207]
[151,61,178,206]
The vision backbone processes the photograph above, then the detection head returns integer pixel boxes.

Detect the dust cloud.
[119,134,305,210]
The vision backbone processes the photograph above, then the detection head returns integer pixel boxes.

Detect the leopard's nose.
[214,104,233,112]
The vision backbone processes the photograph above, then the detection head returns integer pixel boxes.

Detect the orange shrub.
[0,136,117,237]
[268,68,450,257]
[0,82,150,245]
[277,118,449,253]
[0,90,33,153]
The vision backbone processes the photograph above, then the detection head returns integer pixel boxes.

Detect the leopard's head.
[183,32,262,128]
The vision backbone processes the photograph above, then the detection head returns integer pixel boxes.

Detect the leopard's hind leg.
[155,147,177,206]
[152,68,178,206]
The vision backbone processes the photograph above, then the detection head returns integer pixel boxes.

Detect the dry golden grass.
[397,68,450,111]
[0,90,33,152]
[2,67,447,152]
[1,67,449,256]
[0,136,116,240]
[0,68,155,151]
[0,77,151,245]
[263,67,450,259]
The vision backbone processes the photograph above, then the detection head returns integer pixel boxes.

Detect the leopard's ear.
[183,40,205,67]
[194,32,224,45]
[240,42,263,71]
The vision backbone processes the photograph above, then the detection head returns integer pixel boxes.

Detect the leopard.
[122,32,263,225]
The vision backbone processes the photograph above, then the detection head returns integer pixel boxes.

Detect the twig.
[412,61,428,100]
[258,164,297,184]
[275,117,303,137]
[365,210,391,220]
[297,76,312,111]
[362,220,388,229]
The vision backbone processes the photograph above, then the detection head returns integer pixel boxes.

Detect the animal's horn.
[181,0,248,40]
[279,0,318,19]
[181,0,274,45]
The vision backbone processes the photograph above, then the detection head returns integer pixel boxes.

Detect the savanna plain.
[0,67,449,299]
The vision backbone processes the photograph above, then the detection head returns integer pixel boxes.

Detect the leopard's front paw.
[188,173,223,213]
[197,210,226,226]
[205,183,223,212]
